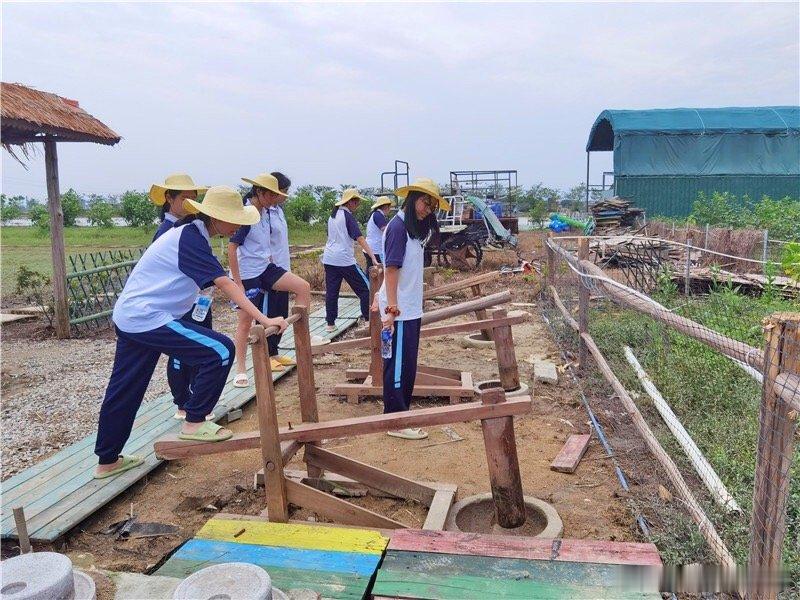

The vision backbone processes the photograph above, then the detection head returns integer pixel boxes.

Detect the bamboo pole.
[546,231,555,288]
[624,347,741,513]
[578,237,589,370]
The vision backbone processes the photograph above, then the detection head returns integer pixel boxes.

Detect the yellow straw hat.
[335,188,368,207]
[241,173,288,197]
[149,173,209,206]
[184,186,260,226]
[395,178,450,211]
[371,196,393,211]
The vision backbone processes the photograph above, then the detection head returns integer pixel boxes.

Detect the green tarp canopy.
[586,107,800,177]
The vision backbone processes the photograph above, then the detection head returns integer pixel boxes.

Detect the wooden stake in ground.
[491,309,520,392]
[13,507,31,554]
[292,305,323,479]
[577,237,589,371]
[479,387,526,529]
[45,138,70,339]
[749,313,800,599]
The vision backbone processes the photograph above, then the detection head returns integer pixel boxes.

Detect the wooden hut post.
[480,387,526,528]
[749,313,800,598]
[578,237,589,371]
[44,138,70,339]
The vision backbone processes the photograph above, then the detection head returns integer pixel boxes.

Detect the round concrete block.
[459,333,495,349]
[173,563,287,600]
[474,379,529,398]
[445,493,563,538]
[0,552,95,600]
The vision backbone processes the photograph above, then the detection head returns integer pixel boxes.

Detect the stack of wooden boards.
[156,517,389,599]
[590,236,673,266]
[591,198,645,232]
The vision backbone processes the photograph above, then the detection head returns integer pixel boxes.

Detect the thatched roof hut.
[1,82,121,147]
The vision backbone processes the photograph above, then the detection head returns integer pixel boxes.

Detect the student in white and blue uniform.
[364,196,392,268]
[376,179,448,441]
[321,188,377,331]
[264,172,294,365]
[228,173,311,387]
[93,186,288,480]
[149,174,213,419]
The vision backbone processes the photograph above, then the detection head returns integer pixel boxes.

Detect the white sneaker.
[326,324,336,332]
[387,428,428,440]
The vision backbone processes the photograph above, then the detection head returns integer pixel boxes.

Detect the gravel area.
[1,338,171,478]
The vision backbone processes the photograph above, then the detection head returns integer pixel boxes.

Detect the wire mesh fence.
[66,248,145,334]
[540,233,798,596]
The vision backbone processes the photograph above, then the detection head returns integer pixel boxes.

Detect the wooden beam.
[422,271,499,300]
[304,446,436,505]
[491,309,520,392]
[331,381,475,401]
[313,313,527,355]
[291,305,322,478]
[550,434,591,474]
[250,324,289,522]
[284,479,405,529]
[155,397,533,460]
[577,237,589,370]
[44,138,69,339]
[421,290,510,326]
[422,488,456,531]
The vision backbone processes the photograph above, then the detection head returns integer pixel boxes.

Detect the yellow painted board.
[196,519,388,555]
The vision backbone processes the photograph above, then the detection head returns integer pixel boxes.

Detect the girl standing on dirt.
[150,173,207,242]
[150,173,216,420]
[321,189,377,332]
[229,173,311,387]
[376,179,447,441]
[94,186,288,479]
[364,196,392,268]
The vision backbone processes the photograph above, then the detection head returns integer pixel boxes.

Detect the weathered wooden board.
[550,434,592,474]
[0,301,360,543]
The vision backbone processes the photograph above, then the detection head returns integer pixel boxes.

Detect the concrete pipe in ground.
[445,493,563,538]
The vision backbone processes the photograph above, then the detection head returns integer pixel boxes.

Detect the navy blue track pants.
[382,318,422,413]
[94,321,234,465]
[364,253,383,269]
[265,289,289,356]
[324,264,370,325]
[167,308,212,408]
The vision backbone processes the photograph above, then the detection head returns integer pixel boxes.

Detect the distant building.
[585,107,800,217]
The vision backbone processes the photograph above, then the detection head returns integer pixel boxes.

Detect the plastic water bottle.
[381,328,393,359]
[191,293,212,322]
[229,287,261,310]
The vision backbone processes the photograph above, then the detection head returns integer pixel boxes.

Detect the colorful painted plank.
[387,530,662,567]
[550,434,591,473]
[0,300,360,543]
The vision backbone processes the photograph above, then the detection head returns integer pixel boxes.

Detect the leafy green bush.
[15,265,54,326]
[781,242,800,284]
[86,200,116,227]
[691,192,800,241]
[1,194,24,223]
[120,190,158,227]
[284,192,317,223]
[60,189,82,226]
[29,204,50,230]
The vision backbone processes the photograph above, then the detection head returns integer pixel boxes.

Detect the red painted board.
[387,529,662,567]
[550,434,591,473]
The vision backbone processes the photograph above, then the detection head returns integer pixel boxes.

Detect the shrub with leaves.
[86,199,116,227]
[691,192,800,241]
[120,190,158,227]
[781,242,800,284]
[60,189,82,226]
[284,192,318,223]
[0,194,24,223]
[29,204,50,230]
[15,265,54,326]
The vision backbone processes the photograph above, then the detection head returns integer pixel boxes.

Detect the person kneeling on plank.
[364,196,392,268]
[93,186,288,479]
[322,188,377,332]
[149,173,217,420]
[376,179,448,441]
[229,173,311,388]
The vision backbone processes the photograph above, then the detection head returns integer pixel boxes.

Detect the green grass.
[0,224,328,300]
[588,284,799,582]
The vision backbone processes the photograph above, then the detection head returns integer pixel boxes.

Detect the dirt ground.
[4,232,642,575]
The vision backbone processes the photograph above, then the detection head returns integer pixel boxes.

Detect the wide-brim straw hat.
[149,173,209,206]
[371,196,393,211]
[335,188,368,207]
[395,178,450,211]
[241,173,288,197]
[185,186,260,226]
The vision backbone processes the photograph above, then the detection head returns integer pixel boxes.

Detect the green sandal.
[178,421,233,442]
[94,455,145,479]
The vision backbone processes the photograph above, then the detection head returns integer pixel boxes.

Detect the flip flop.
[178,421,233,442]
[274,355,296,367]
[233,373,249,388]
[94,455,145,479]
[387,428,429,440]
[270,358,286,372]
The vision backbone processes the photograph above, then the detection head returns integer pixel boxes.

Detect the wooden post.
[684,233,692,296]
[762,229,769,277]
[250,325,289,522]
[546,231,555,288]
[491,308,520,392]
[471,284,493,341]
[13,507,31,554]
[479,387,526,528]
[749,313,800,598]
[578,237,589,371]
[368,267,383,388]
[44,138,70,339]
[292,305,322,479]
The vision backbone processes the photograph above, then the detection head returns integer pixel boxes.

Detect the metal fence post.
[749,313,799,599]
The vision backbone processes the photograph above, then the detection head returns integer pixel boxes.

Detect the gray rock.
[533,360,559,384]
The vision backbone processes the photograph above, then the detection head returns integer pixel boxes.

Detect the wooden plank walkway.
[0,298,361,543]
[155,517,388,599]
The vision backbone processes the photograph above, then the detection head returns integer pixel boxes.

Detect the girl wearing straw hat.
[321,189,377,332]
[364,196,392,268]
[228,173,311,387]
[149,173,208,242]
[94,186,288,479]
[376,179,448,440]
[149,173,215,420]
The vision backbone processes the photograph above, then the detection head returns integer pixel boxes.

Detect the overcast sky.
[2,1,798,199]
